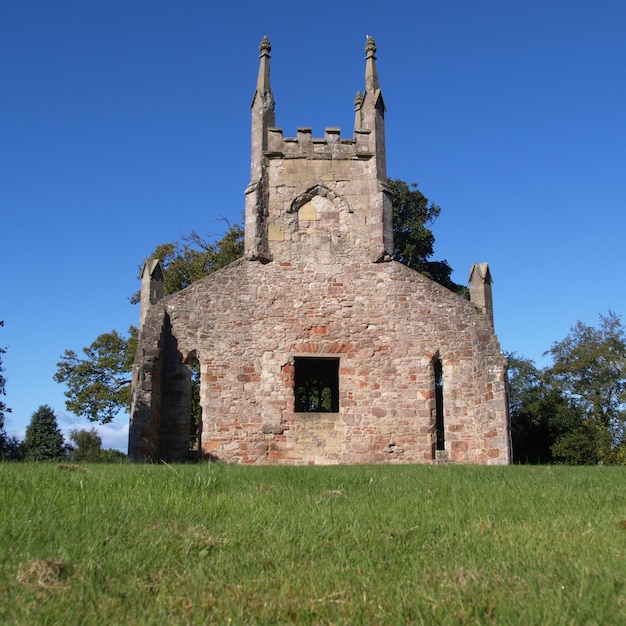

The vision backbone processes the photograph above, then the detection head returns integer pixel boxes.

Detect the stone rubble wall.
[131,258,509,465]
[261,125,392,265]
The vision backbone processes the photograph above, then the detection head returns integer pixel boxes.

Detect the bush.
[69,428,127,463]
[0,435,24,460]
[101,448,128,463]
[69,428,103,462]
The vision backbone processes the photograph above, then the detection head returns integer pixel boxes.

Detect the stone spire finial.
[365,35,380,92]
[259,35,271,55]
[255,35,274,110]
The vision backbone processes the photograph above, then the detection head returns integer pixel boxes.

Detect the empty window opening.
[186,355,202,456]
[294,357,339,413]
[434,358,445,451]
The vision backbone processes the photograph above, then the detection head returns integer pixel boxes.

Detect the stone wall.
[262,127,392,266]
[131,258,509,464]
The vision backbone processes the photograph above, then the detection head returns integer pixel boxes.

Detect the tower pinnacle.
[365,36,380,92]
[247,36,276,261]
[255,35,274,110]
[358,35,386,180]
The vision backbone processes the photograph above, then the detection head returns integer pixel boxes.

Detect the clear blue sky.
[2,0,625,451]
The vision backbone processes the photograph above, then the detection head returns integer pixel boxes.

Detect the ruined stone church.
[128,37,510,464]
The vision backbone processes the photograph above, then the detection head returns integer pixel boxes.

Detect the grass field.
[1,463,624,625]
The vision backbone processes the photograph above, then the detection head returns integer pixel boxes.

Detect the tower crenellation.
[245,36,392,265]
[265,126,372,159]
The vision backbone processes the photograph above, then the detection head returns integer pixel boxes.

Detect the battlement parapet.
[266,126,373,160]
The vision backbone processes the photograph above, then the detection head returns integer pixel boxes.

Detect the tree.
[507,354,585,463]
[66,427,127,463]
[69,428,103,462]
[54,328,137,424]
[388,179,468,296]
[23,405,67,461]
[544,311,626,462]
[509,313,626,465]
[1,436,24,461]
[100,448,128,463]
[0,320,13,457]
[550,426,610,466]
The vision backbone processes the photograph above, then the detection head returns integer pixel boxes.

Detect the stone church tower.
[128,37,511,464]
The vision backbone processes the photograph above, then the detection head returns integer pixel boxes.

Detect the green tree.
[545,311,626,462]
[510,313,626,465]
[388,179,468,296]
[550,426,610,465]
[508,354,585,463]
[54,328,137,424]
[0,321,11,453]
[69,428,103,462]
[23,405,67,461]
[67,428,127,463]
[1,436,24,460]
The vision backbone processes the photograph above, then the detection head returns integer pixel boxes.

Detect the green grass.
[1,463,624,625]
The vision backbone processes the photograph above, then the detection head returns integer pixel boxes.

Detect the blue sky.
[2,0,625,451]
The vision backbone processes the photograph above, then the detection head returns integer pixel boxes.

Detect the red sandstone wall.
[132,259,509,465]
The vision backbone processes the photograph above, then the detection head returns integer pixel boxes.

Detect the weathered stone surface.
[128,37,510,465]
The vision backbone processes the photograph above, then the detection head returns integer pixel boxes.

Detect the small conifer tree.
[23,405,66,461]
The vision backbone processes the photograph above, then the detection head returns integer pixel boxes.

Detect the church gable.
[128,38,510,465]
